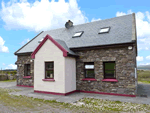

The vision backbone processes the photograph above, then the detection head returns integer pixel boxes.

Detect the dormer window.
[38,38,44,43]
[72,31,84,38]
[99,27,110,34]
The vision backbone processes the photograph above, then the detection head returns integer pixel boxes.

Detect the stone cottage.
[14,13,137,97]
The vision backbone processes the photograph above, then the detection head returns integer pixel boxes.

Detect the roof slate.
[15,14,136,54]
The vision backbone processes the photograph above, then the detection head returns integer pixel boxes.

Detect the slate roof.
[15,13,136,55]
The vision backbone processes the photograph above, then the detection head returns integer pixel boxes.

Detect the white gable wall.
[65,57,76,93]
[34,39,65,93]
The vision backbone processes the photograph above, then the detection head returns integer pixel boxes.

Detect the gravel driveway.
[137,83,150,97]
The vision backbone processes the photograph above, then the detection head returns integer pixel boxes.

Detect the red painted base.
[34,90,136,97]
[34,90,77,96]
[79,90,136,97]
[17,85,34,88]
[16,85,136,97]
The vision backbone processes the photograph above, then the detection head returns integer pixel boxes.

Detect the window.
[84,62,95,78]
[72,31,84,38]
[45,62,54,79]
[24,64,30,76]
[103,62,115,79]
[99,27,110,34]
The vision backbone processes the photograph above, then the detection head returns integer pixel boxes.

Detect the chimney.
[65,20,73,28]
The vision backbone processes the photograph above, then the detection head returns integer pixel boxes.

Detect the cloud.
[2,63,5,66]
[0,0,88,32]
[139,63,150,65]
[145,47,149,50]
[116,10,132,17]
[136,56,143,61]
[5,64,17,69]
[0,36,9,53]
[20,38,30,46]
[116,10,150,51]
[91,18,101,22]
[146,55,150,60]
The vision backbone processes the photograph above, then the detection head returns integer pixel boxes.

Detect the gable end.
[31,34,68,59]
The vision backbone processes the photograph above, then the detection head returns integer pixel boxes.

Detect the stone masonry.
[75,44,137,95]
[16,55,34,86]
[15,43,137,95]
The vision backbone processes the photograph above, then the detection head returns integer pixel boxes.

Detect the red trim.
[79,90,136,97]
[23,76,31,78]
[34,90,77,96]
[17,85,34,88]
[102,79,118,82]
[34,90,136,97]
[31,34,68,59]
[82,78,97,81]
[42,79,55,81]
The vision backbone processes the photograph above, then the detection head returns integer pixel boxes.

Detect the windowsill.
[82,78,97,81]
[42,79,55,81]
[23,76,31,78]
[101,79,118,82]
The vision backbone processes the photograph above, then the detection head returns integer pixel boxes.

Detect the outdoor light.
[18,64,22,67]
[128,46,132,50]
[30,60,33,62]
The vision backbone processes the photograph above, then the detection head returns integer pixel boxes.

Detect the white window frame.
[72,31,84,38]
[99,27,110,34]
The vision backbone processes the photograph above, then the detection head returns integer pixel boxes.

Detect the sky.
[0,0,150,69]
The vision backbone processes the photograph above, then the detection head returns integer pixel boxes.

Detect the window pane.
[27,71,30,76]
[105,70,114,74]
[105,63,115,70]
[46,63,53,69]
[27,65,30,70]
[73,32,82,37]
[99,27,110,33]
[46,70,53,78]
[85,65,94,69]
[86,70,94,78]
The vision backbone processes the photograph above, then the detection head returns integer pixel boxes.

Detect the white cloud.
[2,63,5,66]
[20,38,30,46]
[145,47,149,50]
[116,10,132,17]
[139,63,150,65]
[146,55,150,60]
[0,36,9,53]
[116,10,150,51]
[0,0,88,32]
[91,18,101,22]
[136,56,143,61]
[5,64,17,69]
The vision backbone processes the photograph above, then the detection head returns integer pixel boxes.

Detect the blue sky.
[0,0,150,69]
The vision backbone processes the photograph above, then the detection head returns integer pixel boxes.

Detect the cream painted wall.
[65,57,76,93]
[34,39,66,93]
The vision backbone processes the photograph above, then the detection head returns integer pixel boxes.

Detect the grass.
[0,88,150,112]
[137,70,150,84]
[0,88,90,112]
[77,98,150,112]
[0,79,16,82]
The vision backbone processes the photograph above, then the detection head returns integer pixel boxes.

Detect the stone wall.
[16,55,34,86]
[75,44,137,95]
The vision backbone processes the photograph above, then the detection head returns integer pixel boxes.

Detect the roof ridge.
[44,13,133,32]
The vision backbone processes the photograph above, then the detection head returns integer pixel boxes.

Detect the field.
[137,70,150,84]
[0,88,150,112]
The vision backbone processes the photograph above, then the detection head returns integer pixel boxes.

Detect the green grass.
[1,88,150,112]
[137,70,150,84]
[0,79,16,82]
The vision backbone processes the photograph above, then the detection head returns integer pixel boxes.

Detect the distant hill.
[1,69,17,72]
[137,65,150,70]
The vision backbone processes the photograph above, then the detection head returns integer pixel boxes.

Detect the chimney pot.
[65,20,73,28]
